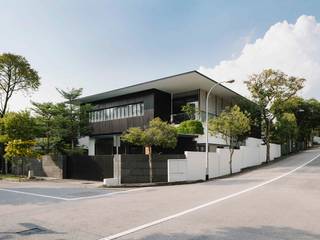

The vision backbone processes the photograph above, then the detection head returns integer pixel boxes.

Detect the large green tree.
[122,118,177,183]
[273,97,320,149]
[273,113,298,147]
[0,111,38,174]
[0,53,40,117]
[32,102,64,154]
[245,69,305,163]
[56,88,91,151]
[0,111,38,142]
[209,105,250,174]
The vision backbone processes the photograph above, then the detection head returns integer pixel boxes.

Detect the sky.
[0,0,320,111]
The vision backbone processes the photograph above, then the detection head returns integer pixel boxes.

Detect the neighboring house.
[78,70,257,155]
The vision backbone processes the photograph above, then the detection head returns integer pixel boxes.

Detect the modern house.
[79,70,257,156]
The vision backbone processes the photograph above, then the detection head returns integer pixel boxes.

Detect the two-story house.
[78,70,256,155]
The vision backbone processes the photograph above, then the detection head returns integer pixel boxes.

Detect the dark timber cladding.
[89,89,171,135]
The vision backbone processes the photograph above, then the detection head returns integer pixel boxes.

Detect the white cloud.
[199,15,320,99]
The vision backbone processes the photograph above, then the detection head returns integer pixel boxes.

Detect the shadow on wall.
[136,226,320,240]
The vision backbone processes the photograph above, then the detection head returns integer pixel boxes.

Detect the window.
[124,105,128,118]
[107,108,110,120]
[89,102,144,123]
[137,104,141,116]
[133,104,137,117]
[110,108,114,120]
[128,105,133,117]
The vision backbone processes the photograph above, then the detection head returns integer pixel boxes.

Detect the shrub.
[4,139,39,175]
[177,120,204,135]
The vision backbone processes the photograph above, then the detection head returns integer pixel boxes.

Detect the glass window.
[107,108,110,120]
[110,108,113,120]
[121,106,124,118]
[103,109,107,121]
[99,111,102,122]
[94,111,97,122]
[132,104,137,117]
[96,111,99,122]
[114,107,118,119]
[137,103,141,116]
[128,105,132,117]
[125,105,129,118]
[90,102,144,122]
[117,107,120,119]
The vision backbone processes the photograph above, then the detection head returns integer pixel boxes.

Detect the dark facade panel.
[88,89,171,136]
[154,90,171,122]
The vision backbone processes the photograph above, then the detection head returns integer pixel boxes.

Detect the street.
[1,148,320,240]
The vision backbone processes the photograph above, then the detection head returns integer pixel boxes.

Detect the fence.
[168,138,281,182]
[66,155,114,181]
[9,155,65,178]
[121,154,185,183]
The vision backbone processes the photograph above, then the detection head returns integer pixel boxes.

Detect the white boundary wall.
[168,138,281,182]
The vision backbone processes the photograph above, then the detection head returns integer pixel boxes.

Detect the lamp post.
[205,79,235,180]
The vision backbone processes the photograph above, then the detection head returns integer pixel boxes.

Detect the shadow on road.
[136,226,320,240]
[0,222,64,240]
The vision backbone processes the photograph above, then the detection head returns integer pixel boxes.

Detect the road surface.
[0,148,320,240]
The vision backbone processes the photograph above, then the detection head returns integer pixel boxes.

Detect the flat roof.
[78,70,249,103]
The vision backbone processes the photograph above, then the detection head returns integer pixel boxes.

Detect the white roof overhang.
[79,70,248,103]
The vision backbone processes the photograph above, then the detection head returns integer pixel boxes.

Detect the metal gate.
[66,155,114,181]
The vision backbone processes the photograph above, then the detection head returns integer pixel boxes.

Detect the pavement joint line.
[0,187,151,201]
[98,152,320,240]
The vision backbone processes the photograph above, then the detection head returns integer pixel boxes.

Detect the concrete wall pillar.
[88,137,96,156]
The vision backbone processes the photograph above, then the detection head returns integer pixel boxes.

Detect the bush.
[4,139,39,175]
[177,120,204,135]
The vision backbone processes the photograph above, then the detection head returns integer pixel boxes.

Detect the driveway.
[0,148,320,240]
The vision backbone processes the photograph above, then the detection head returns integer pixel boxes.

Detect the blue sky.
[0,0,320,110]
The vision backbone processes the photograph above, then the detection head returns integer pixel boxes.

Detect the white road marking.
[0,188,70,201]
[0,187,150,201]
[67,187,151,201]
[99,152,320,240]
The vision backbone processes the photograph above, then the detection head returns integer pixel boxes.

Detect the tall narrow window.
[128,105,132,117]
[107,108,111,120]
[140,103,144,115]
[137,103,141,116]
[124,105,128,118]
[110,108,114,120]
[132,104,137,117]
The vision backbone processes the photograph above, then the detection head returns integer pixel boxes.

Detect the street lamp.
[205,79,235,180]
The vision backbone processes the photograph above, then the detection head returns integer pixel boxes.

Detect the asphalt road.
[1,148,320,240]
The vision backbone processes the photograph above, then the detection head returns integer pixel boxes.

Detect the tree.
[273,97,320,149]
[56,88,92,151]
[0,53,40,117]
[122,118,177,182]
[273,113,298,144]
[32,102,62,154]
[209,105,250,174]
[0,111,37,142]
[0,111,38,174]
[245,69,305,163]
[177,120,203,135]
[181,104,197,120]
[238,98,262,138]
